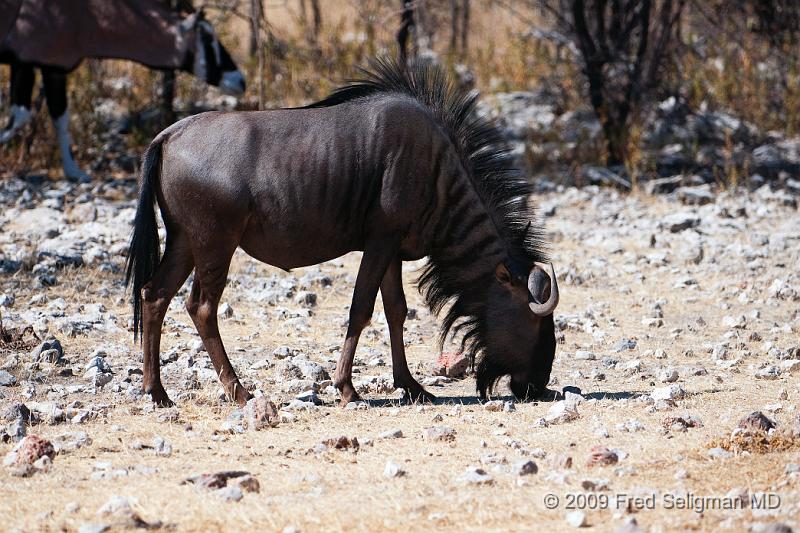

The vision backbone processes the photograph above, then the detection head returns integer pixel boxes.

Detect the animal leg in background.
[41,67,90,183]
[334,239,399,405]
[185,242,252,407]
[380,257,435,403]
[0,62,34,143]
[140,233,195,407]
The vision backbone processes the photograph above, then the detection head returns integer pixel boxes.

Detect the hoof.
[338,390,363,407]
[401,386,436,404]
[150,389,175,408]
[233,387,254,407]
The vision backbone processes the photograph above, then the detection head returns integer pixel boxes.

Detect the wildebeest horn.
[528,262,559,316]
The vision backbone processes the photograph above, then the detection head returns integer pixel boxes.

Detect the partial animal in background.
[0,0,245,182]
[126,58,560,408]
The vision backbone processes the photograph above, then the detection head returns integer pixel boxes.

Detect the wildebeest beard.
[475,314,556,401]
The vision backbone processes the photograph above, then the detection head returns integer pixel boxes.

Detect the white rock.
[779,360,800,373]
[383,460,406,478]
[566,510,587,527]
[456,467,493,485]
[659,369,679,383]
[545,400,579,424]
[652,384,686,401]
[483,400,504,412]
[755,366,780,380]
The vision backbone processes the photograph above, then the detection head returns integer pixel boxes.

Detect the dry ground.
[0,185,799,532]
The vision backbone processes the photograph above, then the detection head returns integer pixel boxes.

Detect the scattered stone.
[662,416,703,431]
[545,400,579,424]
[659,369,679,383]
[483,400,504,412]
[613,338,637,352]
[378,428,403,439]
[321,436,359,450]
[587,445,618,467]
[456,467,493,485]
[152,437,172,457]
[0,370,17,387]
[217,302,233,318]
[513,460,538,476]
[384,460,406,478]
[756,366,781,380]
[566,510,588,528]
[217,485,243,502]
[184,471,255,490]
[243,397,279,431]
[575,350,596,360]
[738,411,775,432]
[423,426,456,442]
[708,447,733,459]
[652,384,686,401]
[662,212,700,233]
[4,435,55,470]
[294,291,317,307]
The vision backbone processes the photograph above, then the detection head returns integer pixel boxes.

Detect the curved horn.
[528,262,559,316]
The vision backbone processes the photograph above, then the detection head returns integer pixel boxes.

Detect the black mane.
[308,57,548,374]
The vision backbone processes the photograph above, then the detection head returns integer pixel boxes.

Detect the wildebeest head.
[180,11,245,96]
[477,262,559,401]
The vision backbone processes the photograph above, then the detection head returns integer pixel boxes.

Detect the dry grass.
[1,190,799,532]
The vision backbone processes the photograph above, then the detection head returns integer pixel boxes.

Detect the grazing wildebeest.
[125,58,560,408]
[0,0,245,182]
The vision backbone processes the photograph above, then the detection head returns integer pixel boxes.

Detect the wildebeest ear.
[494,263,512,285]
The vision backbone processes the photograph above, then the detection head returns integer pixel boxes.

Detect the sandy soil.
[0,183,798,532]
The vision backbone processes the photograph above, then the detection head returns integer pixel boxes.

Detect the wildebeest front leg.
[380,257,435,403]
[186,250,253,406]
[335,243,398,405]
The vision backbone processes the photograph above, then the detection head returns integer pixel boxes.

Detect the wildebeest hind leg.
[141,235,194,407]
[335,241,398,405]
[185,246,253,407]
[380,258,435,403]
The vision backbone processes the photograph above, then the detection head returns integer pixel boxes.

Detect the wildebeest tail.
[124,136,165,341]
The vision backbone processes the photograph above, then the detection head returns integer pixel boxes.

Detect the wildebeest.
[125,57,560,408]
[0,0,245,182]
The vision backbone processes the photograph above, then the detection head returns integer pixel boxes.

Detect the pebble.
[566,510,587,528]
[755,366,780,380]
[658,369,679,383]
[652,384,686,401]
[378,428,403,439]
[545,400,579,424]
[483,400,504,412]
[243,397,279,431]
[513,460,538,476]
[456,467,493,485]
[423,426,456,442]
[738,411,775,432]
[0,370,17,387]
[384,460,406,478]
[217,485,244,502]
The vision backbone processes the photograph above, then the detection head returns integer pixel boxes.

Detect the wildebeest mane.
[308,57,548,374]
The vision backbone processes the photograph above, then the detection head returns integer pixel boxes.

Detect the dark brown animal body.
[0,0,244,181]
[2,0,184,69]
[126,59,560,407]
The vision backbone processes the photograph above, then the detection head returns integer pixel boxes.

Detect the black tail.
[124,137,165,341]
